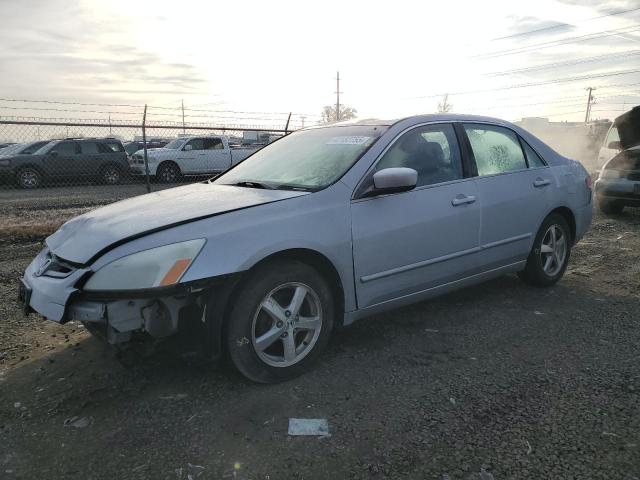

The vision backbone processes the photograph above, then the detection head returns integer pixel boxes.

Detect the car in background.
[20,114,592,382]
[597,106,640,170]
[0,142,16,150]
[0,138,129,188]
[129,135,259,182]
[0,140,50,157]
[124,139,169,157]
[595,146,640,214]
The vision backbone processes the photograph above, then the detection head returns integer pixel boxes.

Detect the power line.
[490,6,640,41]
[474,24,640,59]
[409,68,640,99]
[484,50,640,77]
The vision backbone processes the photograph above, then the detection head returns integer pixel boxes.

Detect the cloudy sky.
[0,0,639,128]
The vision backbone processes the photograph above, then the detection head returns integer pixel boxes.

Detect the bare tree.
[321,105,357,123]
[437,94,453,113]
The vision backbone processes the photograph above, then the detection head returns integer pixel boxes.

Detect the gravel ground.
[0,197,639,479]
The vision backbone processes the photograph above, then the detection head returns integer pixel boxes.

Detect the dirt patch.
[0,204,639,479]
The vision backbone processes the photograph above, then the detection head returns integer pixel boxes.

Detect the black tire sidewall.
[16,167,41,189]
[102,165,121,185]
[522,214,571,287]
[158,163,179,183]
[226,260,334,383]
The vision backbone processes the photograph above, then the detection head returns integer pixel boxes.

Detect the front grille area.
[38,251,77,278]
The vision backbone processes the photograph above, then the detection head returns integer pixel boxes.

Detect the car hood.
[46,183,308,264]
[614,106,640,150]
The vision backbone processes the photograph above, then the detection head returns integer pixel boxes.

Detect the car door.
[462,123,552,272]
[79,141,102,176]
[351,123,481,309]
[42,141,79,177]
[203,137,232,173]
[179,138,206,173]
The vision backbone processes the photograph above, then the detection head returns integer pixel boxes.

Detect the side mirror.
[184,144,193,151]
[370,167,418,196]
[608,140,622,150]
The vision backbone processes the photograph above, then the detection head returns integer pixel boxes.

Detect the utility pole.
[584,87,595,124]
[181,99,186,135]
[335,71,341,122]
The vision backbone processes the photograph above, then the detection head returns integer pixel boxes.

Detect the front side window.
[50,141,78,155]
[204,138,223,150]
[464,124,527,176]
[215,125,386,190]
[376,123,463,187]
[186,138,205,151]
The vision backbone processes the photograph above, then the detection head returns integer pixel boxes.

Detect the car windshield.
[215,125,386,190]
[164,138,186,149]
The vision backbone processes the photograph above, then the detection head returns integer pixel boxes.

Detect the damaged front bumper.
[20,247,232,347]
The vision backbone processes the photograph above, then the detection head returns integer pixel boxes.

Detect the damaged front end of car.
[20,240,238,359]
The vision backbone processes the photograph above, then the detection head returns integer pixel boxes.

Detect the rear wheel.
[157,162,181,183]
[101,165,122,185]
[598,197,624,215]
[16,167,42,189]
[518,213,571,287]
[226,260,334,383]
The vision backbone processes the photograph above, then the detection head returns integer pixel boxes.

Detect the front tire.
[226,260,334,383]
[156,162,181,183]
[518,213,571,287]
[16,167,42,189]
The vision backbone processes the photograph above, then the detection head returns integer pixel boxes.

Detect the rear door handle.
[533,178,551,188]
[451,194,476,206]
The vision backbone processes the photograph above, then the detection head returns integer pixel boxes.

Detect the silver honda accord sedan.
[19,114,593,382]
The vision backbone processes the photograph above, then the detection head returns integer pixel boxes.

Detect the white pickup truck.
[129,135,259,182]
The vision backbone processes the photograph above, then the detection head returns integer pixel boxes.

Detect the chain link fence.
[0,117,295,242]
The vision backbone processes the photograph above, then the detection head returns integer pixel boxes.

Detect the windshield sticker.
[326,136,372,145]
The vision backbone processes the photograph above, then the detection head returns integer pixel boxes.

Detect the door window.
[185,138,205,151]
[376,124,463,187]
[50,141,78,155]
[605,126,620,148]
[464,124,527,176]
[521,141,546,168]
[203,138,224,150]
[80,142,100,154]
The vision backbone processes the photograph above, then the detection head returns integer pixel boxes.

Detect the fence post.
[142,104,150,193]
[284,112,292,135]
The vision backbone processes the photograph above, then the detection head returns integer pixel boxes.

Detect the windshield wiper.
[273,184,317,192]
[228,180,275,189]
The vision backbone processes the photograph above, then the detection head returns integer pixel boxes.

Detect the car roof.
[308,113,519,129]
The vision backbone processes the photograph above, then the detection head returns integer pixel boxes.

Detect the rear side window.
[80,142,100,154]
[464,124,527,175]
[204,138,224,150]
[521,141,546,168]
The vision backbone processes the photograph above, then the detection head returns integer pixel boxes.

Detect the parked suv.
[0,138,129,188]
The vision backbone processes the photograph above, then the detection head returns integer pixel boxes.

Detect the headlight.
[83,239,206,291]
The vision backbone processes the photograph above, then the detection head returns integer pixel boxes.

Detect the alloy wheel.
[251,282,323,368]
[540,224,567,277]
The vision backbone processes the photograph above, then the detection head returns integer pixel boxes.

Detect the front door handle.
[533,178,551,188]
[451,194,476,206]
